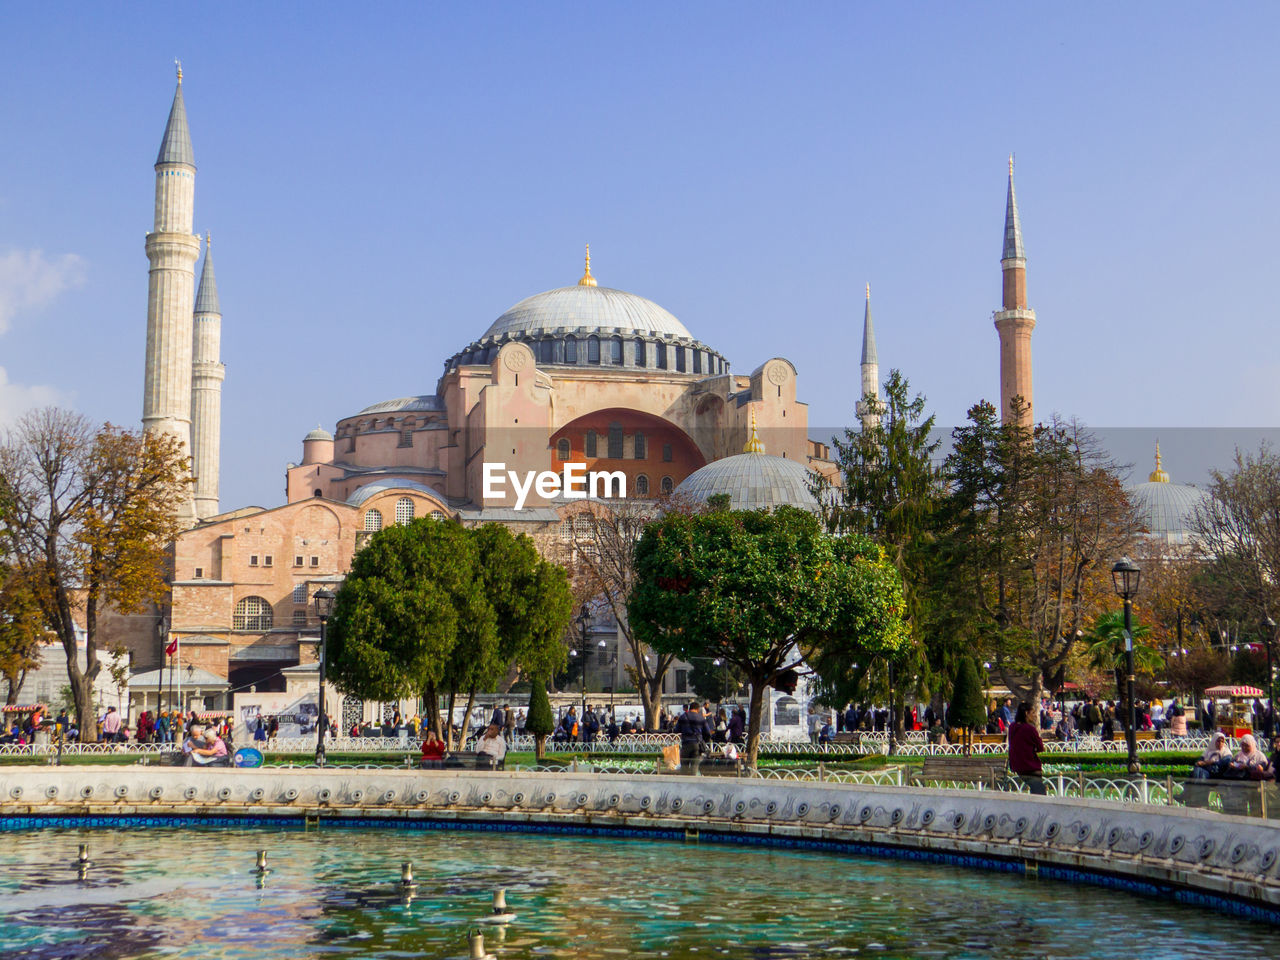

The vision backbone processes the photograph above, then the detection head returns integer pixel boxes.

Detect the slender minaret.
[143,63,200,519]
[994,155,1036,427]
[191,233,224,520]
[856,283,881,431]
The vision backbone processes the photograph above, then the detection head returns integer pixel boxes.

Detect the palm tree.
[1084,610,1162,699]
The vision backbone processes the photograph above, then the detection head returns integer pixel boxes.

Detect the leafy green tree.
[689,657,746,703]
[938,401,1138,707]
[326,519,570,741]
[630,505,908,764]
[525,677,554,759]
[811,369,948,732]
[326,519,482,737]
[949,657,987,753]
[0,409,189,739]
[1083,609,1160,697]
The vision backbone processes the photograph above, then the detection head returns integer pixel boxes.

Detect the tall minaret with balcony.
[994,156,1036,427]
[142,63,200,519]
[191,233,223,520]
[856,283,881,431]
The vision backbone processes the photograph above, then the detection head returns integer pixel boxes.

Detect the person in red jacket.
[1008,702,1046,794]
[420,729,446,769]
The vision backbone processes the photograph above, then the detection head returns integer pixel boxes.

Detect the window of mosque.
[573,516,594,540]
[249,555,258,567]
[292,610,308,626]
[587,336,601,364]
[634,432,647,460]
[635,474,650,496]
[565,336,578,363]
[559,520,573,541]
[585,431,598,458]
[292,583,307,604]
[662,443,673,462]
[556,438,571,461]
[310,556,320,567]
[430,510,446,520]
[693,350,702,374]
[608,423,623,459]
[610,337,623,364]
[660,476,674,495]
[233,596,273,631]
[395,497,415,525]
[264,555,273,567]
[634,338,646,367]
[364,509,383,532]
[194,567,203,579]
[542,340,556,363]
[655,342,667,369]
[294,555,303,567]
[675,346,686,372]
[399,429,413,447]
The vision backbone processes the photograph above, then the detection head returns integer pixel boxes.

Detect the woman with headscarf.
[1227,734,1271,778]
[1193,732,1231,779]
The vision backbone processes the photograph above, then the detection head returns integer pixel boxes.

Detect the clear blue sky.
[1,3,1277,509]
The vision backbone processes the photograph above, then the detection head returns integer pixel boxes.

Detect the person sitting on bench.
[1192,732,1231,779]
[189,728,228,766]
[476,723,506,766]
[420,730,446,768]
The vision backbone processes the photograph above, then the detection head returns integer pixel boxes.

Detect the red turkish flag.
[165,637,178,656]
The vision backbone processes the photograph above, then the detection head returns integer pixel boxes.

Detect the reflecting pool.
[0,826,1272,959]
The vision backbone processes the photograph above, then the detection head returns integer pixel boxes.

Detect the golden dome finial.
[1148,440,1170,483]
[743,409,765,454]
[866,282,871,300]
[175,59,183,83]
[1008,153,1014,177]
[578,244,597,287]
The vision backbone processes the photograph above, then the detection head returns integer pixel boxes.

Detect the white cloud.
[0,365,70,426]
[0,249,87,335]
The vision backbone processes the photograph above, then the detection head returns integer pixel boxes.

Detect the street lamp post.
[313,588,337,767]
[1265,616,1277,740]
[1111,558,1141,774]
[887,657,897,757]
[575,604,590,720]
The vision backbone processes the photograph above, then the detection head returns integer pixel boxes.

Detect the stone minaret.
[191,233,223,520]
[856,283,881,431]
[994,156,1036,427]
[143,64,200,519]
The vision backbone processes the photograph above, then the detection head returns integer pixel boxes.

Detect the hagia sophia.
[100,70,1197,715]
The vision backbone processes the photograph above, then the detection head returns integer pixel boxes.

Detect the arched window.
[660,476,674,495]
[542,339,556,363]
[395,497,415,525]
[565,336,578,363]
[233,596,273,631]
[634,432,646,460]
[634,338,646,367]
[610,336,623,365]
[364,509,383,532]
[655,342,667,369]
[635,474,650,496]
[693,350,702,374]
[585,430,597,458]
[587,336,601,364]
[608,422,623,459]
[556,438,571,461]
[573,516,594,540]
[675,346,686,372]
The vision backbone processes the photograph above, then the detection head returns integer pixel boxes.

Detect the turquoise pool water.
[0,826,1271,959]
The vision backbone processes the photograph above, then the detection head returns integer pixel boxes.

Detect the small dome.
[357,395,445,416]
[304,426,333,442]
[1127,447,1209,544]
[484,285,692,340]
[347,479,448,507]
[676,453,820,514]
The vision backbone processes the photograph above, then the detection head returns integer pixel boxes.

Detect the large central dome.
[483,284,692,340]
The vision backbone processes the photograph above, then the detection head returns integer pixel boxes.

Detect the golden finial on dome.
[743,409,765,454]
[1008,153,1014,177]
[1148,441,1170,483]
[866,282,871,300]
[578,244,597,287]
[175,59,183,83]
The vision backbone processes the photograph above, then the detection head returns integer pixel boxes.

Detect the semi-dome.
[675,417,820,514]
[303,426,333,442]
[1127,445,1209,545]
[484,284,692,340]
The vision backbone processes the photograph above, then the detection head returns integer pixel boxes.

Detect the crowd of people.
[549,702,750,746]
[0,706,235,747]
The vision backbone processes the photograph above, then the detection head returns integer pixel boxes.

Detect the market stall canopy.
[1204,685,1266,698]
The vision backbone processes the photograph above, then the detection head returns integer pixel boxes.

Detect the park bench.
[695,756,745,777]
[910,756,1007,789]
[1180,779,1278,818]
[439,752,505,771]
[828,732,861,746]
